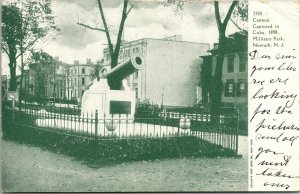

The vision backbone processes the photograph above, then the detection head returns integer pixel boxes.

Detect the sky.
[1,0,241,75]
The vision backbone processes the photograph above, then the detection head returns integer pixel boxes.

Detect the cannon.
[81,54,144,119]
[105,55,143,88]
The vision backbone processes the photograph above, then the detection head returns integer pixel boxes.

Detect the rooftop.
[103,36,210,52]
[208,31,248,54]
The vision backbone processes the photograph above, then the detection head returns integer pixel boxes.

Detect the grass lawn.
[1,140,247,192]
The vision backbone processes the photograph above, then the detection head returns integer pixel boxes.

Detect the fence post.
[95,110,98,139]
[177,114,180,135]
[235,109,240,155]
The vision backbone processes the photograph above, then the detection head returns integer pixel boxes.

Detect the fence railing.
[2,105,240,154]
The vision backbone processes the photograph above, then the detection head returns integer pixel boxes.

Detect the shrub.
[2,122,237,166]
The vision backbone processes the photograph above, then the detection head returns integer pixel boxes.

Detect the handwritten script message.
[249,1,299,191]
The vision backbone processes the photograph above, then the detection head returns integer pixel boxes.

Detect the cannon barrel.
[105,54,143,81]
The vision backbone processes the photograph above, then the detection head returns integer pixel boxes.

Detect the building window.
[82,77,85,85]
[227,55,234,73]
[74,78,77,86]
[126,49,130,57]
[82,68,85,74]
[239,54,246,72]
[225,79,235,97]
[237,79,247,97]
[136,47,140,53]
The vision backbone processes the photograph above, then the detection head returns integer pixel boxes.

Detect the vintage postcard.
[0,0,299,192]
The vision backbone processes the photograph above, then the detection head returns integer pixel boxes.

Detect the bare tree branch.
[223,0,239,28]
[97,0,114,58]
[230,17,244,31]
[16,37,39,59]
[113,0,130,68]
[77,22,106,32]
[126,3,134,16]
[214,1,222,32]
[2,46,9,56]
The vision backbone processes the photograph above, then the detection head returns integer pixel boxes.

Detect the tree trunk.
[106,0,129,91]
[211,32,226,116]
[9,62,18,91]
[18,69,25,110]
[210,0,238,118]
[19,61,25,109]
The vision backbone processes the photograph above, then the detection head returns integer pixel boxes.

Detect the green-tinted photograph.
[1,0,248,192]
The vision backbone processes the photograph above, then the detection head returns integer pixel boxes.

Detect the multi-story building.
[199,31,248,117]
[103,35,210,107]
[65,59,98,103]
[25,56,100,104]
[26,57,67,101]
[45,57,67,100]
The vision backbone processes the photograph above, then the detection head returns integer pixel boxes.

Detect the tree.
[2,0,56,91]
[90,63,102,81]
[210,0,239,115]
[78,0,134,90]
[211,0,248,116]
[163,0,247,115]
[28,51,56,103]
[231,0,248,31]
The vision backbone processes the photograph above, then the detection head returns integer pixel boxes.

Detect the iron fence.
[2,105,240,154]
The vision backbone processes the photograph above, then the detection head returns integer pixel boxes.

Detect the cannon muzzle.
[105,55,143,81]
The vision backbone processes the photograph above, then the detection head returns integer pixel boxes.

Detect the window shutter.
[236,82,241,97]
[232,82,236,97]
[224,82,229,97]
